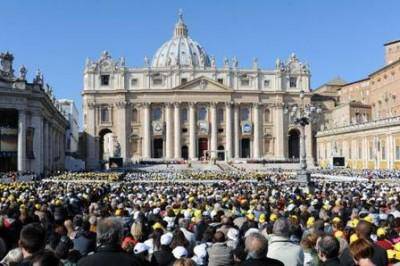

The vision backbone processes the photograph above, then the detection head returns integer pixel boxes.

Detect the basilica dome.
[152,12,211,68]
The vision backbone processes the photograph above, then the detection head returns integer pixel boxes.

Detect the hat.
[350,233,358,244]
[287,203,296,212]
[227,228,239,242]
[134,243,149,254]
[307,217,315,227]
[152,222,163,230]
[244,228,259,238]
[193,244,207,258]
[172,246,188,259]
[332,217,341,223]
[246,213,255,221]
[334,230,344,238]
[377,227,386,238]
[160,233,173,246]
[270,213,278,222]
[258,213,266,223]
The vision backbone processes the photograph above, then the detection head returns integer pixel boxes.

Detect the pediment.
[172,76,232,92]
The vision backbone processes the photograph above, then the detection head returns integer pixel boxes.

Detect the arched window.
[100,106,110,122]
[181,108,188,122]
[132,108,139,123]
[217,108,224,123]
[240,107,249,121]
[152,107,162,121]
[264,108,271,123]
[198,107,207,121]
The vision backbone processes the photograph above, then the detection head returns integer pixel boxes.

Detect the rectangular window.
[182,128,188,133]
[181,78,187,84]
[289,77,297,88]
[101,75,110,86]
[369,141,374,160]
[396,145,400,160]
[131,78,138,87]
[381,142,386,160]
[358,141,362,159]
[218,128,224,133]
[152,77,163,86]
[217,78,224,84]
[264,80,270,88]
[241,78,250,87]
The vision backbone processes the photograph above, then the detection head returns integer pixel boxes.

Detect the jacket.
[151,248,175,266]
[239,257,284,266]
[77,245,140,266]
[322,257,342,266]
[73,230,96,256]
[267,235,304,266]
[207,242,233,266]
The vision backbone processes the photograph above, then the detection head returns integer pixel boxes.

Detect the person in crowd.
[240,232,283,266]
[356,220,388,266]
[207,231,233,266]
[73,220,96,256]
[317,235,341,266]
[349,238,376,266]
[17,223,47,266]
[77,217,140,266]
[150,233,174,266]
[267,218,304,266]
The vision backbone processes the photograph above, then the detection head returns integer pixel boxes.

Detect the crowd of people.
[0,169,400,265]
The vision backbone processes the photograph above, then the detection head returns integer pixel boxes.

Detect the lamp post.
[284,90,321,186]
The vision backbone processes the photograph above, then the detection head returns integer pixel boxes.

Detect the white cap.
[227,228,239,241]
[193,244,207,258]
[153,208,161,215]
[160,233,173,246]
[134,243,149,254]
[172,246,188,259]
[244,228,259,238]
[287,203,296,212]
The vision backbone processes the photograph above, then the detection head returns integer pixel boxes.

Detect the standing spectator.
[77,218,140,266]
[349,239,376,266]
[240,233,283,266]
[17,223,46,266]
[356,221,388,266]
[317,235,341,266]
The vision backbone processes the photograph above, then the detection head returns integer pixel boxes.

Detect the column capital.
[173,101,181,108]
[142,102,151,108]
[210,102,218,108]
[188,102,197,108]
[272,102,285,109]
[252,102,260,108]
[165,102,173,108]
[115,101,128,109]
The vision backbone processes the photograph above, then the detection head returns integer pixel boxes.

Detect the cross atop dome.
[174,9,188,38]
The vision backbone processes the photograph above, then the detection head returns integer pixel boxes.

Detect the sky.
[1,0,400,128]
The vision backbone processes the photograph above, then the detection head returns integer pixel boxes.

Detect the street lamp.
[284,90,321,186]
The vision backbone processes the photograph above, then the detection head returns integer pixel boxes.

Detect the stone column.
[86,103,98,170]
[234,104,240,158]
[49,125,53,172]
[142,103,151,158]
[43,121,48,172]
[252,103,260,158]
[306,124,314,166]
[274,104,287,159]
[165,103,174,159]
[210,102,217,159]
[225,102,233,160]
[174,103,181,159]
[388,134,394,169]
[116,102,128,163]
[17,110,26,172]
[189,102,197,160]
[32,115,43,174]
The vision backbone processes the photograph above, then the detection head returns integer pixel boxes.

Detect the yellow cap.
[348,219,359,228]
[363,215,373,223]
[377,227,386,237]
[334,230,344,239]
[394,242,400,252]
[259,214,266,223]
[332,217,341,223]
[270,213,278,222]
[307,217,315,227]
[387,249,396,259]
[350,233,358,244]
[246,213,255,221]
[152,222,163,230]
[115,209,122,216]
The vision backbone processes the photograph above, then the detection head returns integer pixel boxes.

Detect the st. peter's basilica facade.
[82,12,315,169]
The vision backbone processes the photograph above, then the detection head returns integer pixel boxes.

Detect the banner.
[0,128,18,152]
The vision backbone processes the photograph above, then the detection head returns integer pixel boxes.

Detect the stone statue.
[232,56,238,68]
[19,65,27,80]
[144,56,150,67]
[252,57,258,69]
[113,140,121,157]
[223,57,229,68]
[275,58,281,69]
[210,56,216,68]
[34,69,43,85]
[101,50,110,60]
[119,57,125,67]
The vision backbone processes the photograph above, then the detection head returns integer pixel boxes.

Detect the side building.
[0,51,68,175]
[57,99,85,171]
[315,40,400,169]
